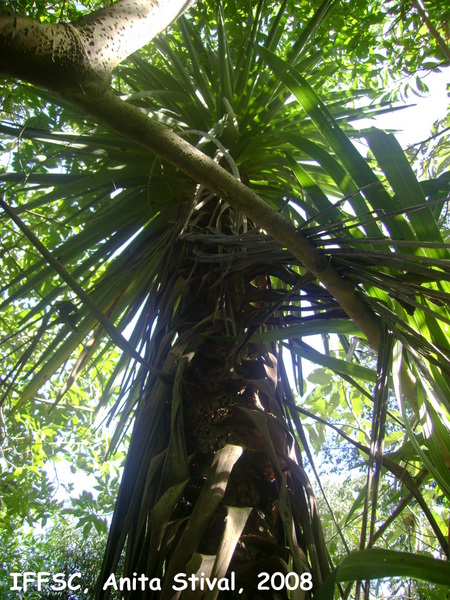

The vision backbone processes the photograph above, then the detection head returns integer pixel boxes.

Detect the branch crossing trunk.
[98,198,329,598]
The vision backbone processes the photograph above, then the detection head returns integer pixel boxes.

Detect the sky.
[353,68,449,148]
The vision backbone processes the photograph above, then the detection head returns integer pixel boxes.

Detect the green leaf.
[366,129,445,247]
[289,340,380,385]
[317,549,450,600]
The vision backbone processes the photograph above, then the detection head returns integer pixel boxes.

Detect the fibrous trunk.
[98,185,330,599]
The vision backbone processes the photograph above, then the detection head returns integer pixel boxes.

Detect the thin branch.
[409,125,450,149]
[289,402,449,556]
[410,0,450,62]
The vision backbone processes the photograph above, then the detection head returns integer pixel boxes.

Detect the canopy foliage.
[1,0,450,598]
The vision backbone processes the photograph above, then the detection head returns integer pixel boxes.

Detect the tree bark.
[75,0,197,73]
[98,200,329,597]
[0,0,195,94]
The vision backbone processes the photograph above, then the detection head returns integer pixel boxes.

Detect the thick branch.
[0,0,195,94]
[73,89,383,351]
[75,0,196,73]
[0,14,102,94]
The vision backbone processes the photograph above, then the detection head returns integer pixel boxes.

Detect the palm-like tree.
[1,0,450,597]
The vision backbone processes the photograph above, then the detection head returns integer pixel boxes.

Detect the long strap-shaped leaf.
[366,129,445,249]
[160,444,243,599]
[0,195,171,393]
[256,45,422,243]
[316,548,450,600]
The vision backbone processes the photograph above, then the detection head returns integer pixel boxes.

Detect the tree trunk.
[98,195,329,598]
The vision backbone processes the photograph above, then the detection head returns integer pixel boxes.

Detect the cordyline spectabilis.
[0,0,422,406]
[0,0,385,353]
[2,0,440,592]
